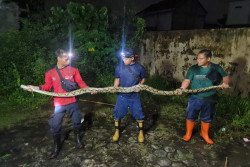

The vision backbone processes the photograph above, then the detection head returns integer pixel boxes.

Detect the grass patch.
[0,96,52,130]
[177,153,194,161]
[0,100,30,130]
[0,110,28,129]
[213,93,250,141]
[0,154,11,159]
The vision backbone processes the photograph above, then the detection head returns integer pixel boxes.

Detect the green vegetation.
[213,93,250,142]
[0,154,12,160]
[0,98,52,130]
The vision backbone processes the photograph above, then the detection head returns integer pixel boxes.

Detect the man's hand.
[110,90,116,93]
[24,85,39,92]
[110,87,118,94]
[134,79,145,93]
[91,90,98,95]
[176,88,183,95]
[221,83,230,89]
[222,76,230,89]
[134,89,140,93]
[176,79,190,95]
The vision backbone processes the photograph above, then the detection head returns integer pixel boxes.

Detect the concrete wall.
[140,28,250,97]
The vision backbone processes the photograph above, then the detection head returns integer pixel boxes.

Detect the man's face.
[122,56,134,65]
[197,53,210,67]
[58,53,70,66]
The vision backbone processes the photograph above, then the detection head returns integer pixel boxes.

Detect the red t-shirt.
[40,65,88,106]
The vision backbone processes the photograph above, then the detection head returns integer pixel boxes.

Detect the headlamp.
[68,52,73,57]
[60,52,73,58]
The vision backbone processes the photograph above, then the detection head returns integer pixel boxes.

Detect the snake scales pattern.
[21,84,222,97]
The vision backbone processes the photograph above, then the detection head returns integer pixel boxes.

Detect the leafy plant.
[215,93,250,129]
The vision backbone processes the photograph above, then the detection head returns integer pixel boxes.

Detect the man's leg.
[113,95,129,141]
[183,97,202,141]
[129,97,145,143]
[200,101,215,144]
[67,102,84,149]
[49,106,65,159]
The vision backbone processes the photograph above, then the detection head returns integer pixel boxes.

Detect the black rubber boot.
[49,134,61,159]
[74,128,84,149]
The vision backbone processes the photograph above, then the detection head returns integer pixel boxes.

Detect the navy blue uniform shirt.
[115,62,146,98]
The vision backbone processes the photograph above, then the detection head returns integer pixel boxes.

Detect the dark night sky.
[132,0,229,24]
[85,0,229,24]
[199,0,228,24]
[8,0,229,25]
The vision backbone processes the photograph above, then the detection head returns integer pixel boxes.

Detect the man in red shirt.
[25,49,96,159]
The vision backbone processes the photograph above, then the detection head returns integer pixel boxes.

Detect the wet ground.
[0,102,249,167]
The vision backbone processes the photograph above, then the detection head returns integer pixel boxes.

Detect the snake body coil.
[21,84,222,97]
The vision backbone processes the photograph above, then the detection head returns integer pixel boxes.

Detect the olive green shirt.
[185,63,227,99]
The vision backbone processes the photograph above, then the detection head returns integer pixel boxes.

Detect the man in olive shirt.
[177,49,229,144]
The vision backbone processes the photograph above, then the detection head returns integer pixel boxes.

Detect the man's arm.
[139,78,146,85]
[40,72,53,91]
[74,69,99,94]
[74,69,88,88]
[180,79,191,90]
[222,76,230,89]
[114,78,120,87]
[24,85,39,92]
[135,65,146,92]
[25,72,52,92]
[176,79,191,95]
[110,78,120,93]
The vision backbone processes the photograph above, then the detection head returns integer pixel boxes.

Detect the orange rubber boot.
[200,121,214,144]
[183,119,195,141]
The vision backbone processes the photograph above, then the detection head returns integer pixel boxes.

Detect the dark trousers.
[49,102,82,134]
[113,95,145,120]
[186,96,215,123]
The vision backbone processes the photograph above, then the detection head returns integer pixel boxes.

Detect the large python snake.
[21,84,222,97]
